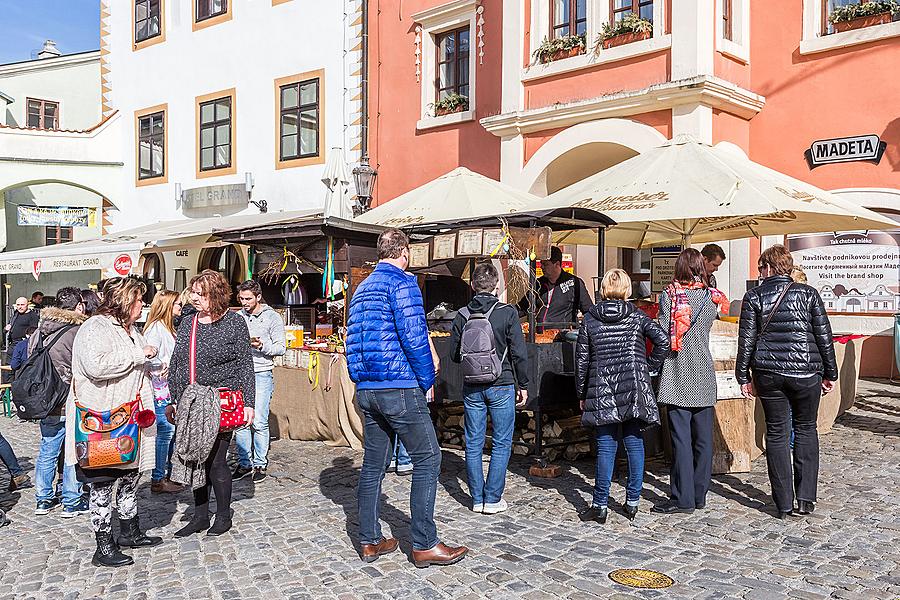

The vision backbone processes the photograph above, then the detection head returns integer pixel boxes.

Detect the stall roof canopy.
[214,213,385,244]
[0,209,322,275]
[356,167,615,234]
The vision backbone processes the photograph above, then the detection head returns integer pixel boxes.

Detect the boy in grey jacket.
[235,280,286,482]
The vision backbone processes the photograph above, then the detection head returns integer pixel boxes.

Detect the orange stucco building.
[368,0,900,375]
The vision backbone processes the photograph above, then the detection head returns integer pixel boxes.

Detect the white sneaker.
[396,463,413,475]
[472,503,484,513]
[482,499,508,514]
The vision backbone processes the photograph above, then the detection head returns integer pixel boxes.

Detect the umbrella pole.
[597,227,606,295]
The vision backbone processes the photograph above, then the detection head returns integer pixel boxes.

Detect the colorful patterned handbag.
[189,315,247,432]
[74,398,141,468]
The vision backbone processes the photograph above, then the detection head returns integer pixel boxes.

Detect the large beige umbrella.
[535,135,897,248]
[357,167,542,228]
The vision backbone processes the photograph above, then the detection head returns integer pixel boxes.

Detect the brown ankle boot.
[412,542,468,568]
[360,537,399,563]
[151,479,184,494]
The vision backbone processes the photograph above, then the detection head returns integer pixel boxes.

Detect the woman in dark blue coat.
[576,269,669,524]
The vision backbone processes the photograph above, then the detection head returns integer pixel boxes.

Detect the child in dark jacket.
[10,326,37,372]
[575,269,669,525]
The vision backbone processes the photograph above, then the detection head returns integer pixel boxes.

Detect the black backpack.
[458,304,507,385]
[11,325,75,421]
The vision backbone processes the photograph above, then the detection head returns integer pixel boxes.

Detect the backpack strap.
[484,302,508,363]
[35,324,76,353]
[458,307,470,321]
[760,283,794,337]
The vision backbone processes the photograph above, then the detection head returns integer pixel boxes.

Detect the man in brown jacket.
[28,287,87,517]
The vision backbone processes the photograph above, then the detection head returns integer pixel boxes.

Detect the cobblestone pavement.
[0,379,897,600]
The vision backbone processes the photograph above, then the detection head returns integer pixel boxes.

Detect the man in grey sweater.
[234,280,286,482]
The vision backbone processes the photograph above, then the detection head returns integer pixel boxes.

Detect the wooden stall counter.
[270,350,364,450]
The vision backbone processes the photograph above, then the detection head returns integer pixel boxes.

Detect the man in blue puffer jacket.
[346,228,468,568]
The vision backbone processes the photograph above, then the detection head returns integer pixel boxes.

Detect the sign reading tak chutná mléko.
[17,206,96,227]
[805,134,886,169]
[182,183,249,210]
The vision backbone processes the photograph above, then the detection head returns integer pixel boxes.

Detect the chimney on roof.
[37,40,61,59]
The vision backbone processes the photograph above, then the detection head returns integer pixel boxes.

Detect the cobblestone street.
[0,379,897,600]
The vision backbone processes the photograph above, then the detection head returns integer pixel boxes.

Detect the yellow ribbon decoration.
[307,351,320,390]
[489,232,509,257]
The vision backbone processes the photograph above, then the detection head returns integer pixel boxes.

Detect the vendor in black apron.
[524,247,593,330]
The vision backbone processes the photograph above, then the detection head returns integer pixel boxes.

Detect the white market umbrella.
[322,147,354,220]
[357,167,541,228]
[534,134,898,248]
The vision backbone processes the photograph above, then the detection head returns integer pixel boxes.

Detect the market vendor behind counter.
[519,247,593,328]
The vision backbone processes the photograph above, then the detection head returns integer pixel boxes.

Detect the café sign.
[805,134,886,169]
[182,183,249,210]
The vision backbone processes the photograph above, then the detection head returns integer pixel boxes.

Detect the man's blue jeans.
[357,387,441,552]
[0,431,24,477]
[463,384,515,505]
[236,370,274,469]
[152,403,176,481]
[593,419,645,508]
[36,418,82,507]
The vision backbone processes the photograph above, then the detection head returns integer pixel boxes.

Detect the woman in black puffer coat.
[575,269,669,524]
[736,245,838,519]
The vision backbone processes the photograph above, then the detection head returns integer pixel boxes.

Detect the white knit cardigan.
[64,315,157,473]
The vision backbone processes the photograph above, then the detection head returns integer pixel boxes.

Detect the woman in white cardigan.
[66,277,162,568]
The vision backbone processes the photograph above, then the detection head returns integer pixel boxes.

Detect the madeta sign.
[805,134,886,168]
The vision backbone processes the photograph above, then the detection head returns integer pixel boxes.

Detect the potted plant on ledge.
[598,13,653,49]
[828,1,899,33]
[532,33,587,64]
[432,93,469,117]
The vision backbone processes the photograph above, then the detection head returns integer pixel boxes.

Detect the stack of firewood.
[432,405,592,461]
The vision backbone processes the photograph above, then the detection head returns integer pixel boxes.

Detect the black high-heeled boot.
[623,504,639,521]
[207,514,233,536]
[174,515,211,538]
[92,531,134,567]
[118,516,163,547]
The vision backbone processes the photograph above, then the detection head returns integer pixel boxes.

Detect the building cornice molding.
[480,75,766,137]
[0,50,101,78]
[411,0,478,27]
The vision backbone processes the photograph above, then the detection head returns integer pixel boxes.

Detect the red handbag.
[189,315,247,432]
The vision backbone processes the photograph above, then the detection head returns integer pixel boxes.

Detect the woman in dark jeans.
[736,245,837,519]
[169,270,255,537]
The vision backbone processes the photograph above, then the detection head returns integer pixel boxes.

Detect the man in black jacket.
[522,246,593,329]
[736,245,838,519]
[450,262,529,515]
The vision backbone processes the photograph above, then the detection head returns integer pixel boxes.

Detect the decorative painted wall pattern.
[477,4,485,65]
[344,0,365,161]
[415,26,422,82]
[99,0,113,117]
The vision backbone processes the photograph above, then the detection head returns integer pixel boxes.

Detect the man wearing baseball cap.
[529,247,593,328]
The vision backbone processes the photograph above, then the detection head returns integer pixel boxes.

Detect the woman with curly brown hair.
[66,276,162,568]
[169,270,255,537]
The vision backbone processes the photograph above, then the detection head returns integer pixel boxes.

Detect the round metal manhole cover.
[608,568,675,589]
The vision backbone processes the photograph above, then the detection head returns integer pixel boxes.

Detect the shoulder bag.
[189,315,246,432]
[759,283,795,337]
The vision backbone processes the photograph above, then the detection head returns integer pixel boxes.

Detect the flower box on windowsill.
[541,47,586,64]
[435,104,468,117]
[832,11,893,33]
[602,30,652,49]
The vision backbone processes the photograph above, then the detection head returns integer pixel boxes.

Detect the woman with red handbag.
[168,270,255,537]
[65,277,163,568]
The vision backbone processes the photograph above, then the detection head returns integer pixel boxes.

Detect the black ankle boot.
[623,504,639,521]
[174,515,211,538]
[207,515,232,536]
[92,531,134,568]
[797,500,815,515]
[118,516,163,548]
[578,506,608,524]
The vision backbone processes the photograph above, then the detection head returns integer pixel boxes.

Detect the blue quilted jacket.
[346,262,435,391]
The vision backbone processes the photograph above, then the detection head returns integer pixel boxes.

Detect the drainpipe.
[360,0,369,159]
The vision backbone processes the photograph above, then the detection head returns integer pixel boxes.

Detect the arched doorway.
[199,245,245,287]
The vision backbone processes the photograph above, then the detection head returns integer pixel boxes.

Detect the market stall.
[214,213,384,449]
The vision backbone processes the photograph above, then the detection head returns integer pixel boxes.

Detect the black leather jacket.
[735,275,838,384]
[576,301,670,428]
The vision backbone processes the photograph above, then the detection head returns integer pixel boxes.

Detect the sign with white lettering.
[17,206,96,227]
[805,134,886,168]
[182,184,249,210]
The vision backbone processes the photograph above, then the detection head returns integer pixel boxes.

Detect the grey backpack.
[458,303,507,385]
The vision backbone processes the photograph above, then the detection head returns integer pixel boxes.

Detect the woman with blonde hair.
[576,269,669,523]
[169,270,254,537]
[143,290,184,494]
[66,277,162,567]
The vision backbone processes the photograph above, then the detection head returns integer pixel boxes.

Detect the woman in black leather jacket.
[575,269,669,524]
[736,245,838,519]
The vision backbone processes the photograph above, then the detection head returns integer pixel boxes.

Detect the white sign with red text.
[0,251,139,278]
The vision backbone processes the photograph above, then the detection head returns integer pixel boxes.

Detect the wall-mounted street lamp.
[352,155,378,216]
[246,172,267,213]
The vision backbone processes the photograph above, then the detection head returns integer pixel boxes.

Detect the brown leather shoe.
[360,537,399,563]
[151,478,184,494]
[412,542,468,568]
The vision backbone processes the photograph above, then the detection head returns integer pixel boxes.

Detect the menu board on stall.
[482,228,507,256]
[456,229,484,256]
[433,233,457,261]
[409,242,430,268]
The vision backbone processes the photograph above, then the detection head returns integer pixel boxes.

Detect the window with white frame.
[413,1,478,125]
[801,0,900,53]
[717,0,749,61]
[611,0,654,24]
